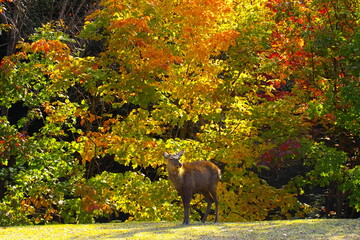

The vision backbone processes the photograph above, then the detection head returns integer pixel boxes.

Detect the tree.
[1,0,359,225]
[264,0,360,217]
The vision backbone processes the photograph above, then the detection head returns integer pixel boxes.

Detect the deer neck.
[168,166,185,189]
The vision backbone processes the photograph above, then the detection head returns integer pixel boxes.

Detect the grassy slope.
[1,219,359,240]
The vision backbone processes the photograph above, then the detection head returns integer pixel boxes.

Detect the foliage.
[288,141,360,215]
[0,0,359,225]
[84,171,182,221]
[264,0,360,218]
[0,117,85,225]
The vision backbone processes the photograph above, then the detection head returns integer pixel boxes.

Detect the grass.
[1,219,360,239]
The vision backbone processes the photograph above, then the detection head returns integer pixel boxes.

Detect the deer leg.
[214,197,219,223]
[202,192,214,223]
[202,201,212,223]
[211,188,219,223]
[181,194,191,225]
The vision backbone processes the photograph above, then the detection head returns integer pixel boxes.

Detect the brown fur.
[164,150,221,225]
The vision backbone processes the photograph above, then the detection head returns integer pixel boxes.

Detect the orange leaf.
[88,114,96,123]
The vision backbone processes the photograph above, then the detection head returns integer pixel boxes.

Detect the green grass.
[1,219,359,239]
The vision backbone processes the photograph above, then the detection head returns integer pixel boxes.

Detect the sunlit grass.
[1,219,359,239]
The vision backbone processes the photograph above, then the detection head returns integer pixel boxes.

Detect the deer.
[163,150,221,225]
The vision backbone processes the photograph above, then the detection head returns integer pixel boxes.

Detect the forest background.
[0,0,359,225]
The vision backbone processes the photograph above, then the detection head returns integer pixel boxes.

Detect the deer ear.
[178,150,185,157]
[163,152,170,158]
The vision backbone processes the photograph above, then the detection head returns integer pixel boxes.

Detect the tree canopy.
[0,0,359,225]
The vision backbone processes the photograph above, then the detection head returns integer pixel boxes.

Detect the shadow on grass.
[80,219,360,240]
[3,219,359,239]
[89,221,195,239]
